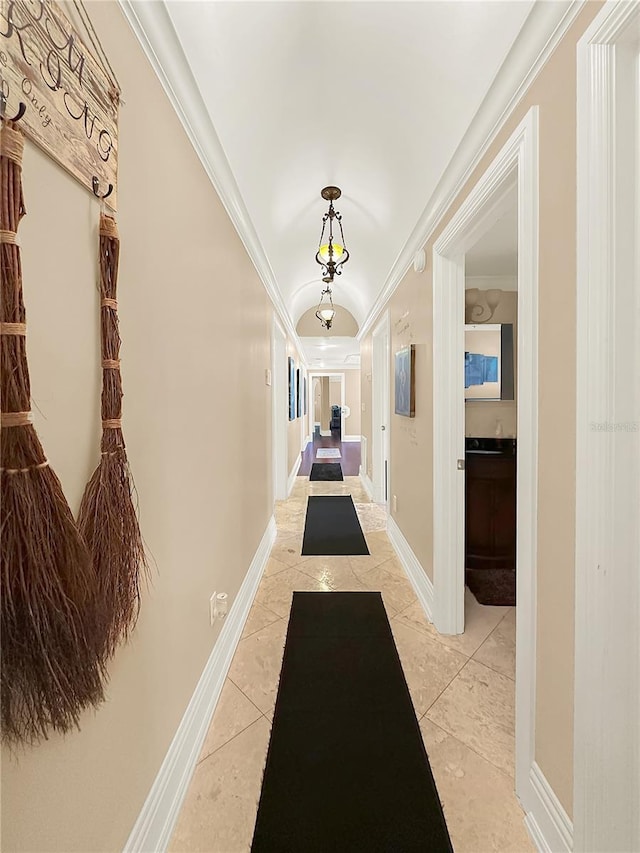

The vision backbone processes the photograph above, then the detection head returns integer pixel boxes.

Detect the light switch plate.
[265,368,272,386]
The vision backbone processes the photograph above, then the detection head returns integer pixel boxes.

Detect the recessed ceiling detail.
[165,0,535,333]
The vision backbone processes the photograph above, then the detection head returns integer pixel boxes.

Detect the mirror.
[464,323,514,401]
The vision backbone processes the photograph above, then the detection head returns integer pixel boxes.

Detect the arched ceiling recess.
[162,0,537,338]
[296,305,359,338]
[290,277,367,329]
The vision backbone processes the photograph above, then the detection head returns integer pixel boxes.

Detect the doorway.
[371,313,390,507]
[432,108,539,807]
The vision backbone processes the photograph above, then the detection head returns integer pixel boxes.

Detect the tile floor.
[170,477,533,852]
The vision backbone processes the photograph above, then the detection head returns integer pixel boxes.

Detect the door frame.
[307,372,346,438]
[574,4,640,849]
[432,107,539,806]
[271,316,288,501]
[371,312,391,507]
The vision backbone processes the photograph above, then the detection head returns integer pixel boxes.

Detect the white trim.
[118,1,306,366]
[359,467,374,501]
[371,313,390,505]
[342,435,361,442]
[466,275,518,292]
[319,430,332,437]
[574,4,640,851]
[123,517,276,853]
[387,516,434,623]
[358,2,584,341]
[272,317,288,502]
[524,763,573,853]
[287,455,301,497]
[432,108,539,815]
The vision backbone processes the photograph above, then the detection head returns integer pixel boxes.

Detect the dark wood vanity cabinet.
[465,438,516,605]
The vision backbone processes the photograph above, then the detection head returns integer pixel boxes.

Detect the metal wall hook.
[92,176,113,200]
[0,95,27,123]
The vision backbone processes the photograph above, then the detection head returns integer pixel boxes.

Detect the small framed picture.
[394,345,415,417]
[288,357,296,421]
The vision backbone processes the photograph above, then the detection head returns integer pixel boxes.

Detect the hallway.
[170,477,532,852]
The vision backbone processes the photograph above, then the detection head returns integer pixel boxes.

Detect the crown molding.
[357,0,586,341]
[118,0,307,366]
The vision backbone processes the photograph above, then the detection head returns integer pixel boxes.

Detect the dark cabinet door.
[465,454,516,570]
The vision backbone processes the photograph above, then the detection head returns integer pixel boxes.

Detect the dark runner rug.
[301,495,369,555]
[309,462,344,481]
[251,592,453,852]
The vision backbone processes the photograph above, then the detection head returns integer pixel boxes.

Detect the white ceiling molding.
[118,0,308,366]
[466,275,518,292]
[357,0,585,341]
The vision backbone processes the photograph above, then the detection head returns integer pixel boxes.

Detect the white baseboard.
[524,762,573,853]
[342,435,361,442]
[387,516,434,623]
[123,516,276,853]
[319,429,332,437]
[359,467,374,500]
[287,455,301,496]
[304,435,311,448]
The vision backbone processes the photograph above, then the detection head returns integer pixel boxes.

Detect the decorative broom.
[77,213,146,659]
[1,121,106,743]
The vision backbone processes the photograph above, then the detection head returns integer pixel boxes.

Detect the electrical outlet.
[215,592,228,620]
[209,592,217,626]
[265,368,272,386]
[392,495,398,512]
[361,402,366,412]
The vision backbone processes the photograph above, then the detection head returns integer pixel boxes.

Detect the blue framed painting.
[394,345,415,417]
[296,368,302,418]
[288,357,296,420]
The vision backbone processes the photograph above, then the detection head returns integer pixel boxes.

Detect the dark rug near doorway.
[302,496,369,555]
[466,568,516,606]
[309,462,343,481]
[251,592,453,853]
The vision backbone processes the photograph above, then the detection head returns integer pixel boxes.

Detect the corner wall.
[1,3,274,850]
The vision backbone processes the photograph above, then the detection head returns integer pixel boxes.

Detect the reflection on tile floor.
[170,476,532,853]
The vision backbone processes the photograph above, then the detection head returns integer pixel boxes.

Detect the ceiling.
[165,0,535,344]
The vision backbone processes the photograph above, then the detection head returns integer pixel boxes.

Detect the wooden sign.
[0,0,119,207]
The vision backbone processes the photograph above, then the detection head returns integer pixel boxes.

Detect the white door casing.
[271,317,288,501]
[371,312,390,506]
[432,107,539,816]
[574,4,640,851]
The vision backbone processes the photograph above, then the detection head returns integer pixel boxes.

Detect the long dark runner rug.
[302,495,369,555]
[309,462,344,481]
[251,592,453,852]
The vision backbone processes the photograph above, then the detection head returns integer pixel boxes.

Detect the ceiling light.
[315,286,336,330]
[315,186,349,284]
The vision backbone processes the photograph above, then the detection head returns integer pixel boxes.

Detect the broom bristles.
[77,212,147,658]
[1,433,106,744]
[1,121,106,744]
[78,440,146,659]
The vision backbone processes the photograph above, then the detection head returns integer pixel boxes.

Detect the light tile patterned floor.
[170,477,533,853]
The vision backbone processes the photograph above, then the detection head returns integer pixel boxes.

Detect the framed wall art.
[288,357,296,420]
[394,344,415,417]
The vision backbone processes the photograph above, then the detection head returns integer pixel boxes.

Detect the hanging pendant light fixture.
[315,186,349,284]
[315,286,336,330]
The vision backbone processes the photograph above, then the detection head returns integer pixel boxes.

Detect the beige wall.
[296,304,358,336]
[1,3,274,851]
[360,339,373,476]
[360,2,603,815]
[465,290,518,437]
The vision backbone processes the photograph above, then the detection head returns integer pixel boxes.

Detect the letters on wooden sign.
[0,0,119,207]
